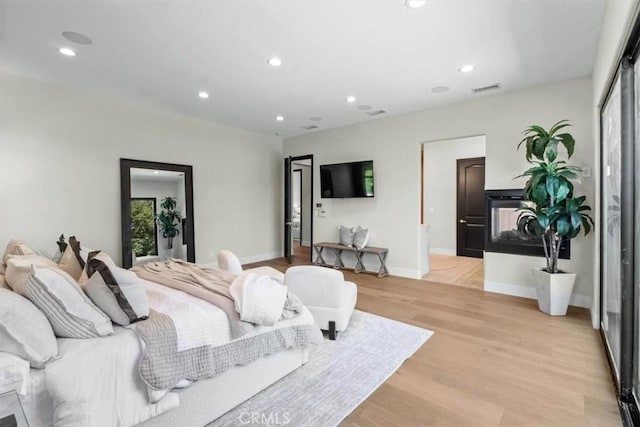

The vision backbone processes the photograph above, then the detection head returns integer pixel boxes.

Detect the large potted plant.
[515,120,594,316]
[156,196,181,256]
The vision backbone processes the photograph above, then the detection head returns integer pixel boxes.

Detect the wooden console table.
[313,242,389,278]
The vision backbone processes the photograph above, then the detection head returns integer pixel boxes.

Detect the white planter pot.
[162,247,175,261]
[532,268,576,316]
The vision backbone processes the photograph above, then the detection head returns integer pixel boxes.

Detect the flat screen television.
[320,160,374,198]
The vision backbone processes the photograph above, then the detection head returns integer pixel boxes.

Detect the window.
[131,198,157,257]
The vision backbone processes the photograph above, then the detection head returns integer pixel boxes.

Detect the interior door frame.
[284,155,314,263]
[456,156,486,258]
[284,157,292,263]
[293,169,303,242]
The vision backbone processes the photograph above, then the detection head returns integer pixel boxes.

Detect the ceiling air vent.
[471,84,501,94]
[366,109,387,116]
[302,125,319,130]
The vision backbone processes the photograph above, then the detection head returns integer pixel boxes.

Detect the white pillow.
[19,266,113,338]
[353,226,370,250]
[58,236,95,282]
[0,288,59,368]
[338,226,356,247]
[84,252,149,326]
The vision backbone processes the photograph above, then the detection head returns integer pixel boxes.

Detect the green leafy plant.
[515,120,594,274]
[156,196,181,250]
[131,199,157,257]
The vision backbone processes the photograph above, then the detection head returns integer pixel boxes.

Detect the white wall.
[284,77,596,304]
[423,135,486,255]
[590,0,639,326]
[0,72,283,266]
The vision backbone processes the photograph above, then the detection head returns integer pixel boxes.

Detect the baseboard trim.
[484,280,591,309]
[429,248,456,256]
[387,267,421,279]
[301,240,311,247]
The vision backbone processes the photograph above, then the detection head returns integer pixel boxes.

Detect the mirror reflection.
[130,168,187,265]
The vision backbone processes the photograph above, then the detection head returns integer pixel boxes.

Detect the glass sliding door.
[635,55,640,405]
[599,12,639,423]
[601,75,622,376]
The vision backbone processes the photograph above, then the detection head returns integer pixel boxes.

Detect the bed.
[6,263,321,427]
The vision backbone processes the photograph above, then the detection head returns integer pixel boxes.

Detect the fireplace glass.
[485,190,570,259]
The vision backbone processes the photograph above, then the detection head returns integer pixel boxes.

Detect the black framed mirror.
[120,158,195,268]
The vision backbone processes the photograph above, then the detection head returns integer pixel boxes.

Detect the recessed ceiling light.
[276,115,284,121]
[431,86,450,93]
[346,96,356,103]
[153,171,159,174]
[61,31,92,45]
[198,91,209,99]
[58,47,76,57]
[406,0,427,8]
[268,57,282,67]
[357,105,371,111]
[459,64,474,73]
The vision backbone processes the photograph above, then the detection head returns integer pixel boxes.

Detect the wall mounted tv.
[320,160,374,198]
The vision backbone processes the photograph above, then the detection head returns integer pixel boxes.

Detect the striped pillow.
[22,266,113,338]
[84,252,149,326]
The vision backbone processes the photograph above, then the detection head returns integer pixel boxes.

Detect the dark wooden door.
[284,157,293,263]
[456,157,485,258]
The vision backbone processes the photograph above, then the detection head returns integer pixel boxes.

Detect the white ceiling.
[0,0,606,138]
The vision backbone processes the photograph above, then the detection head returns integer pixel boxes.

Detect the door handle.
[286,222,292,226]
[459,219,467,224]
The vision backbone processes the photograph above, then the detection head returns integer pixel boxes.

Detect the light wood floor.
[245,257,621,427]
[423,254,484,289]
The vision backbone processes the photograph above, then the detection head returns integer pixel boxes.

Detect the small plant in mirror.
[156,197,181,250]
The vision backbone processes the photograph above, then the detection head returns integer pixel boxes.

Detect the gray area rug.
[208,310,433,427]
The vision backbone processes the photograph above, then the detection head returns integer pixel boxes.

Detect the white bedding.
[0,352,54,427]
[46,327,179,427]
[44,278,316,427]
[21,368,54,427]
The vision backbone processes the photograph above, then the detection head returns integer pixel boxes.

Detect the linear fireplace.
[484,189,570,259]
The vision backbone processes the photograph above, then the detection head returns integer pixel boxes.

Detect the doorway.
[284,155,313,263]
[421,136,486,289]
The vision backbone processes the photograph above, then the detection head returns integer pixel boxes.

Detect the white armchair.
[285,266,357,340]
[216,250,284,281]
